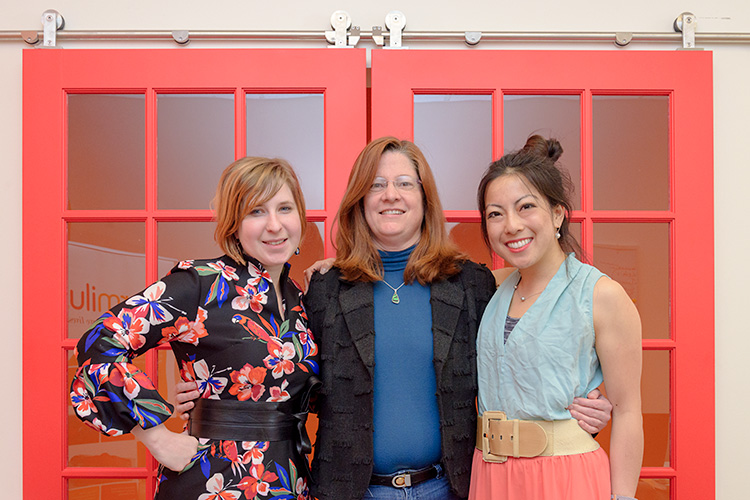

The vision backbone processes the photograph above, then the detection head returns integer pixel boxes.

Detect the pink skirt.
[468,446,611,500]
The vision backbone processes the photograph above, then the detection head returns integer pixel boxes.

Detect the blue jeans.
[362,465,463,500]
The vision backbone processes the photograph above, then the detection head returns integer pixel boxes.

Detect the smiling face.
[484,173,565,271]
[236,183,302,280]
[363,151,425,252]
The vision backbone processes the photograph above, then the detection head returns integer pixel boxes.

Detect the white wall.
[3,1,748,498]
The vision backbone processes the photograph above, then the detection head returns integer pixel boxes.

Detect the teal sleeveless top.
[477,254,605,420]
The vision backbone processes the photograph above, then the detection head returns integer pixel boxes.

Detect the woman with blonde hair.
[71,157,320,499]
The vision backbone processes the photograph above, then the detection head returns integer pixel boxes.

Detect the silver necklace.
[514,276,543,302]
[382,278,406,304]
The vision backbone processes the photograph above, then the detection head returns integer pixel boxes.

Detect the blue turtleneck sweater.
[372,246,441,474]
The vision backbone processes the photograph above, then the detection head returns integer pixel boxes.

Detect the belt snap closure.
[391,473,411,488]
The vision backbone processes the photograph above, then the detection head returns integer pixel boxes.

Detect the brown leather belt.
[476,410,599,463]
[370,463,441,488]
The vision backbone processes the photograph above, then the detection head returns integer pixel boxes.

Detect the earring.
[295,247,300,255]
[555,228,561,240]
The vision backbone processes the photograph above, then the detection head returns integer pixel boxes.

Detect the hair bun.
[522,135,563,162]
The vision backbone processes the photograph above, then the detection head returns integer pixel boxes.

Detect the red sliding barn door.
[23,48,366,499]
[23,47,714,500]
[371,49,714,500]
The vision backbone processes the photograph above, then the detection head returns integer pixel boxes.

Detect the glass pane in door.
[68,222,146,339]
[68,477,147,500]
[157,221,222,278]
[67,350,147,467]
[641,350,671,467]
[447,222,493,268]
[287,221,326,285]
[593,222,670,339]
[503,95,581,209]
[636,478,670,500]
[414,95,492,210]
[68,94,145,210]
[592,96,670,210]
[593,350,670,468]
[246,94,325,210]
[157,94,235,210]
[568,221,581,248]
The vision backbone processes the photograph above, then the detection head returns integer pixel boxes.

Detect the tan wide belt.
[475,410,600,463]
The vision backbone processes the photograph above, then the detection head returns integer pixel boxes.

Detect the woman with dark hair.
[470,136,643,500]
[70,157,320,499]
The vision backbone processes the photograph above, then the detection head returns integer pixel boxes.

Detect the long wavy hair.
[334,137,465,284]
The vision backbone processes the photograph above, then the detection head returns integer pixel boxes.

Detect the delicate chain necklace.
[382,278,406,304]
[514,276,544,302]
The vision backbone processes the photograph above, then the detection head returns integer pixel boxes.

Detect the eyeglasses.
[369,175,422,193]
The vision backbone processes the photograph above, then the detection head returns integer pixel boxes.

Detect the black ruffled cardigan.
[305,261,496,500]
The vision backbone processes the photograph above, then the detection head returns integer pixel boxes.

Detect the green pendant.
[391,291,400,304]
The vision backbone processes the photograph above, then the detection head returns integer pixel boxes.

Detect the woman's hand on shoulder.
[303,258,336,292]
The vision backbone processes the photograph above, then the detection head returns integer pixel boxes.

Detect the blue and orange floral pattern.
[72,255,319,500]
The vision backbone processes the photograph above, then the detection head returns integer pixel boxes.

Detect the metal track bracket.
[41,10,64,47]
[372,26,385,46]
[674,12,701,50]
[325,11,359,47]
[384,11,407,48]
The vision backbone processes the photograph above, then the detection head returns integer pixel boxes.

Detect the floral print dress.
[71,255,319,500]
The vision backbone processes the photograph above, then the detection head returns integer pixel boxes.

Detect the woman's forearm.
[608,408,644,497]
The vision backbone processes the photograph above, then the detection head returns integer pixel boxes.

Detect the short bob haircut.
[335,136,465,284]
[213,157,306,266]
[476,135,582,259]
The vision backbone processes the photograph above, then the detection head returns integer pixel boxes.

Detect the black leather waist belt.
[189,376,321,458]
[370,463,441,488]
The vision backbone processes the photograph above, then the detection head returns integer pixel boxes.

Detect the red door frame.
[371,49,714,499]
[23,48,366,498]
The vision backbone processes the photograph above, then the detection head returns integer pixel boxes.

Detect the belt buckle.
[391,473,412,488]
[481,410,509,463]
